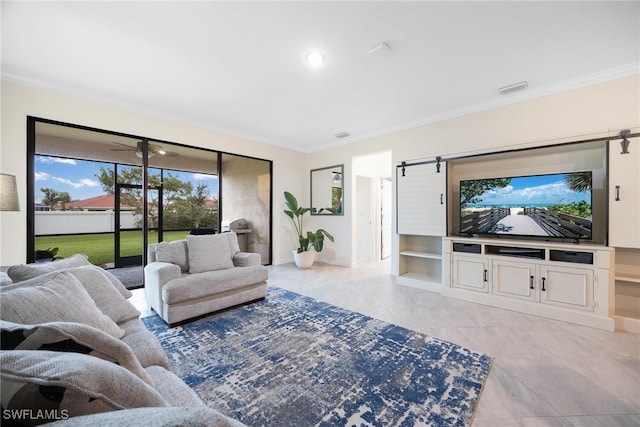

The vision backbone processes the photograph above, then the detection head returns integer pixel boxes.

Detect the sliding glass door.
[28,117,272,270]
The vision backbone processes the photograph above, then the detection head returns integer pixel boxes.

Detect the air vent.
[368,42,391,57]
[498,81,528,94]
[334,132,350,139]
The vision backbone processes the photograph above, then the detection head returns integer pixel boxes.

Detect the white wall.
[353,151,392,262]
[0,80,306,265]
[2,76,638,267]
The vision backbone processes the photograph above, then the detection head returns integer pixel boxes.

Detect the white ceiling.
[2,1,639,153]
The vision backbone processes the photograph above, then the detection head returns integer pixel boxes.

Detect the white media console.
[442,236,613,331]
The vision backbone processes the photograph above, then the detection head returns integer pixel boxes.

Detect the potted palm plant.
[283,191,334,268]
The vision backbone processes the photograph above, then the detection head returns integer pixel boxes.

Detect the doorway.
[353,151,392,262]
[115,182,142,267]
[114,182,162,268]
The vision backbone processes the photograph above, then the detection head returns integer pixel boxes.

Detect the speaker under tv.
[549,250,594,265]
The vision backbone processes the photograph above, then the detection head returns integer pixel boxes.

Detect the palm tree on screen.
[564,172,591,193]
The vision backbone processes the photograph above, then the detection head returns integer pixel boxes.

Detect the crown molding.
[310,62,640,153]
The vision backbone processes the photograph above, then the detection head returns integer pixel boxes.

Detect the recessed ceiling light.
[334,131,350,139]
[306,51,325,67]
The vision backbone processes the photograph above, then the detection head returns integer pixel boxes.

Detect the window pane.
[34,155,117,265]
[221,153,271,264]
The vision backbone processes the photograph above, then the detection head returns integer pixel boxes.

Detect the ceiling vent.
[334,132,350,139]
[368,42,392,57]
[498,81,528,94]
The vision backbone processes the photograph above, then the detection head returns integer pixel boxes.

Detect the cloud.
[192,173,216,181]
[485,185,514,196]
[480,180,586,205]
[53,177,100,189]
[37,156,77,165]
[79,179,100,187]
[35,172,51,181]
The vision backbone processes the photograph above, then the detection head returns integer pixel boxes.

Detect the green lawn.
[35,230,189,266]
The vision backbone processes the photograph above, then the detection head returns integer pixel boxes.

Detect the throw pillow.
[6,254,90,282]
[186,234,233,273]
[0,271,12,286]
[0,350,167,423]
[226,231,241,255]
[1,266,140,325]
[100,268,133,299]
[155,240,189,272]
[0,320,154,386]
[0,272,125,339]
[63,266,140,324]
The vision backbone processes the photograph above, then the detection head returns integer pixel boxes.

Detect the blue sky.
[35,156,218,203]
[468,173,591,206]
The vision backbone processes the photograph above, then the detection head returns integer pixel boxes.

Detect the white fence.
[35,211,138,235]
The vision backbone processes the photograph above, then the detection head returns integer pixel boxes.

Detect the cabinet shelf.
[399,250,442,260]
[615,308,640,320]
[612,314,640,334]
[397,234,443,291]
[398,272,441,282]
[615,274,640,284]
[613,247,640,333]
[397,272,443,292]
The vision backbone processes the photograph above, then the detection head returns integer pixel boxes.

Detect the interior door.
[381,178,392,259]
[356,176,374,261]
[609,137,640,248]
[397,161,446,236]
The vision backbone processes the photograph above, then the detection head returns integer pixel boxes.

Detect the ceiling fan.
[110,141,177,158]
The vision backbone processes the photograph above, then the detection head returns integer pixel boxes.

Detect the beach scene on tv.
[459,172,592,240]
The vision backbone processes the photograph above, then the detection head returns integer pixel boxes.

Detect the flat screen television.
[459,171,593,241]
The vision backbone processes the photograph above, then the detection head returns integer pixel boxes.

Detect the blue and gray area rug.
[142,287,493,427]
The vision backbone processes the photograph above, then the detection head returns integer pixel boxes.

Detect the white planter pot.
[293,249,316,269]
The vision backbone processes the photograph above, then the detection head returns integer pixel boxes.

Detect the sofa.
[0,255,245,426]
[145,232,268,326]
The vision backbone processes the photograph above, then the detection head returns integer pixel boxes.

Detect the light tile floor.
[132,260,640,427]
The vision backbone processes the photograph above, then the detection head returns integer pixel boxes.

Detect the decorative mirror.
[310,164,343,215]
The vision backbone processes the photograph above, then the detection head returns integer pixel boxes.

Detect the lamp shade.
[0,174,20,211]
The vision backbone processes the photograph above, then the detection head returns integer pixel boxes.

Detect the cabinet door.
[491,259,538,301]
[609,138,640,248]
[452,255,489,292]
[397,161,446,236]
[540,265,594,311]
